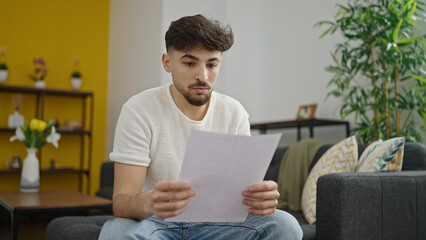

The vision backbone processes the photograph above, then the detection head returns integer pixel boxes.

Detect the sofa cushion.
[357,137,405,172]
[46,215,113,240]
[301,136,358,224]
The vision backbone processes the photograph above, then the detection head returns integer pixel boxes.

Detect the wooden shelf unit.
[0,84,94,193]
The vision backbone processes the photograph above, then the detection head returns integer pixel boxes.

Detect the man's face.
[162,47,222,106]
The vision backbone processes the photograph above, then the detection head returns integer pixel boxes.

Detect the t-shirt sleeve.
[109,104,151,166]
[237,105,251,136]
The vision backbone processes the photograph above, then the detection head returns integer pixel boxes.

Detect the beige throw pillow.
[301,136,358,224]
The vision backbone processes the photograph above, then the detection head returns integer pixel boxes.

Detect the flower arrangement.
[28,58,48,81]
[10,118,61,149]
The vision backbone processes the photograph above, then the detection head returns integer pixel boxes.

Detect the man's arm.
[112,162,196,221]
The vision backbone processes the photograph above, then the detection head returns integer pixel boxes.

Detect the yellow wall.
[0,0,109,195]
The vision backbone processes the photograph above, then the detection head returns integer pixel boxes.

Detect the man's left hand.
[242,180,279,216]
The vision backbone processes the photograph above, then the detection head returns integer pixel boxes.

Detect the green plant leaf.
[320,26,334,39]
[412,74,426,83]
[397,37,420,44]
[314,20,335,27]
[393,19,403,41]
[407,19,423,29]
[402,0,415,14]
[407,1,417,19]
[336,4,350,12]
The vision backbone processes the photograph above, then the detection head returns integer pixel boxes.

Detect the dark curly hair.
[165,14,234,53]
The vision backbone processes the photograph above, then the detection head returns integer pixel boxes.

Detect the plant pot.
[0,69,8,83]
[35,80,46,88]
[20,148,40,193]
[70,77,82,90]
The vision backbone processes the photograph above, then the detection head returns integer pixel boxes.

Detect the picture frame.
[296,104,317,120]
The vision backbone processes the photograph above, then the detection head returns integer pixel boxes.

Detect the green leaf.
[392,3,400,16]
[336,4,350,12]
[407,19,423,29]
[393,19,403,41]
[314,20,335,27]
[397,37,420,44]
[402,0,415,14]
[320,26,334,39]
[407,1,417,19]
[412,74,426,83]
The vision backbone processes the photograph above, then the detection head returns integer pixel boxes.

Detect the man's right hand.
[150,181,195,219]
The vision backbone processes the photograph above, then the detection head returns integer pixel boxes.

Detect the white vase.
[35,80,46,88]
[0,69,8,82]
[20,148,40,193]
[70,77,82,90]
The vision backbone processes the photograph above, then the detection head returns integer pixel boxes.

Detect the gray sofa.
[46,142,426,240]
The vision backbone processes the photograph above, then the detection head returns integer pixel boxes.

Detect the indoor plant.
[0,62,8,83]
[317,0,426,143]
[29,58,48,88]
[70,56,82,90]
[70,70,82,90]
[10,118,61,192]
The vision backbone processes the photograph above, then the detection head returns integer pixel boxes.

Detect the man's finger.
[154,181,192,191]
[243,198,278,210]
[242,190,279,200]
[152,189,195,202]
[154,198,190,211]
[247,180,277,192]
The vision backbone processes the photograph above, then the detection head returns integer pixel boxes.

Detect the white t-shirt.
[110,84,250,192]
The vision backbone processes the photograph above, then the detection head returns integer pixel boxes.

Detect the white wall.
[106,0,425,157]
[106,0,163,157]
[224,0,347,146]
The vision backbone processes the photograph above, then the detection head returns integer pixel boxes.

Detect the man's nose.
[195,66,208,82]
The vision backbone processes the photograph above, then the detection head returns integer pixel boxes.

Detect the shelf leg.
[297,126,301,141]
[309,125,314,138]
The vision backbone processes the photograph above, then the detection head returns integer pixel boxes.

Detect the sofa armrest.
[316,171,426,240]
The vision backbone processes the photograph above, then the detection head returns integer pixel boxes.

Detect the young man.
[99,14,302,239]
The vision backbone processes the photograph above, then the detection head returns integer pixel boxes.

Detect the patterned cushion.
[356,140,383,171]
[357,137,405,172]
[301,136,358,224]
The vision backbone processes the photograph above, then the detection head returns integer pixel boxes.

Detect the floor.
[0,211,55,240]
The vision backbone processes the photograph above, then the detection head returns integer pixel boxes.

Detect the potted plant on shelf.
[70,71,82,90]
[70,56,82,90]
[0,49,8,83]
[0,62,8,83]
[29,58,48,88]
[317,0,426,143]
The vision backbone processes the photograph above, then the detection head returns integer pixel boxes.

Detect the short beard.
[175,82,212,107]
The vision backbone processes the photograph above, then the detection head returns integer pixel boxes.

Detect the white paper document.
[166,130,281,223]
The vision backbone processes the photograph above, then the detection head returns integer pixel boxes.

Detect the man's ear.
[162,53,171,73]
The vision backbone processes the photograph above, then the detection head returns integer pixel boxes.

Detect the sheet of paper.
[166,130,281,223]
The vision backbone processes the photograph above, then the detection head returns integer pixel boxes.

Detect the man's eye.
[207,64,217,68]
[184,62,194,66]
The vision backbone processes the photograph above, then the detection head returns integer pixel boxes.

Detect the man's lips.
[192,87,210,93]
